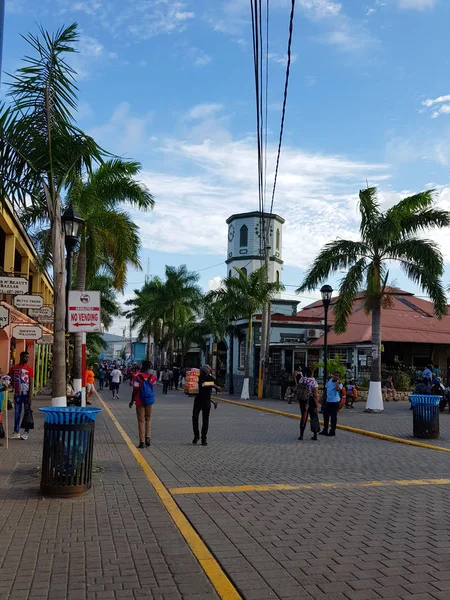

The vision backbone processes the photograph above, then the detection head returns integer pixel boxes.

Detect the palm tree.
[164,265,202,363]
[0,24,103,405]
[173,305,202,367]
[202,293,232,375]
[211,266,283,399]
[298,187,450,412]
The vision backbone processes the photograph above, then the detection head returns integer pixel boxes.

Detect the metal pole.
[229,326,234,395]
[323,305,329,396]
[65,247,73,333]
[0,0,5,90]
[258,242,270,398]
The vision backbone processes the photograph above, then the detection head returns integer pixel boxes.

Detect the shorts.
[86,383,95,393]
[111,382,119,391]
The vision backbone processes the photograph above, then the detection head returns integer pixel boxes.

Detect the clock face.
[228,224,235,242]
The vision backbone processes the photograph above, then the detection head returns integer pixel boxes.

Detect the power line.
[268,0,296,219]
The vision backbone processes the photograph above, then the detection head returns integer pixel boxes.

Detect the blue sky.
[3,0,450,334]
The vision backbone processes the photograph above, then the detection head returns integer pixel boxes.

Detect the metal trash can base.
[39,407,101,497]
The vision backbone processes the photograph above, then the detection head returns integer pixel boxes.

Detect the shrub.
[392,371,411,391]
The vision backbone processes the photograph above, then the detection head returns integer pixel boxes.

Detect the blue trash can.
[39,407,102,496]
[410,395,441,439]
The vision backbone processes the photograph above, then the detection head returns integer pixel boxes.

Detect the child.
[345,379,357,408]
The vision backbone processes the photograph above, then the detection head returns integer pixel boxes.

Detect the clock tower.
[225,211,285,283]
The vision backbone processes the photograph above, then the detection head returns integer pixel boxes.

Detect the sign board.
[12,325,42,340]
[68,291,101,333]
[29,306,53,322]
[0,276,28,295]
[0,306,9,329]
[14,294,43,309]
[37,334,54,345]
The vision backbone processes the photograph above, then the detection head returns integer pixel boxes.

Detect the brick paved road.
[246,397,450,449]
[0,395,219,600]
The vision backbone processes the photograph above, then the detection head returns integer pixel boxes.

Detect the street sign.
[0,276,28,295]
[13,294,43,309]
[0,306,9,329]
[12,325,42,340]
[68,291,101,333]
[37,334,54,345]
[29,306,53,322]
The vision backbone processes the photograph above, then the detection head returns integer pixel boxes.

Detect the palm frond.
[334,259,367,334]
[388,238,444,278]
[400,262,447,318]
[358,187,381,239]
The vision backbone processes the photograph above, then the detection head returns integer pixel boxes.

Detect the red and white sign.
[68,291,101,333]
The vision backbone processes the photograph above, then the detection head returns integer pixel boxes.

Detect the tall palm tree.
[211,266,283,399]
[0,23,103,405]
[202,293,232,375]
[298,187,450,412]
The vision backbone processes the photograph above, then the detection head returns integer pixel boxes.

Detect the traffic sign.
[29,306,53,322]
[0,276,28,295]
[0,306,9,329]
[12,325,42,340]
[37,334,54,345]
[68,291,101,333]
[14,294,43,309]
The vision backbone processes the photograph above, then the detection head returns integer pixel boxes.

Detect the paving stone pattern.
[0,395,219,600]
[108,388,450,599]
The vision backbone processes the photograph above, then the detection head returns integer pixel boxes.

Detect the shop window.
[328,347,348,361]
[276,229,280,250]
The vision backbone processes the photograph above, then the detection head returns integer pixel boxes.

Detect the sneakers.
[138,442,145,449]
[201,440,208,446]
[318,430,328,436]
[327,430,336,437]
[192,437,199,445]
[21,432,29,441]
[298,434,303,440]
[10,432,21,439]
[145,437,151,447]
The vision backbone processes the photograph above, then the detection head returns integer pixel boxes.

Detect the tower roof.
[226,211,285,225]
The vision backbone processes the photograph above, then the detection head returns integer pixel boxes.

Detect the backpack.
[295,380,310,403]
[139,375,155,406]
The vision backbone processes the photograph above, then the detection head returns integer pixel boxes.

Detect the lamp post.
[228,318,236,395]
[320,284,333,398]
[62,204,84,332]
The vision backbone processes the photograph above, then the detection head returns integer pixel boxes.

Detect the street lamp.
[320,284,333,398]
[62,204,84,331]
[228,317,236,395]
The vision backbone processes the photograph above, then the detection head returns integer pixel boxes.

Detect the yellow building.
[0,197,54,393]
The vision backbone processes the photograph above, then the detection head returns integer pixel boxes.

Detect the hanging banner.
[12,325,42,340]
[68,291,101,332]
[14,294,43,309]
[0,276,28,295]
[0,306,9,329]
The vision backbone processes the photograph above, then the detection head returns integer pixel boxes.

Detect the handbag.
[310,412,320,434]
[21,407,34,430]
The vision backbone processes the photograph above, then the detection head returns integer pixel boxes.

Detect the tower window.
[239,225,248,248]
[276,229,280,251]
[276,270,280,284]
[240,267,247,279]
[229,270,232,278]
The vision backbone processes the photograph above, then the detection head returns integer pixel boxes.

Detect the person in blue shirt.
[319,371,343,437]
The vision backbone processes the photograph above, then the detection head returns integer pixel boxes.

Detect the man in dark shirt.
[192,364,220,446]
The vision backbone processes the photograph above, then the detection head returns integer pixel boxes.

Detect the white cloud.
[89,102,154,153]
[422,94,450,108]
[397,0,436,9]
[421,95,450,118]
[207,276,222,292]
[299,0,342,18]
[187,103,224,120]
[268,52,298,66]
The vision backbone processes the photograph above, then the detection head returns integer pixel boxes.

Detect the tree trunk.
[147,330,151,361]
[50,198,67,406]
[169,304,175,363]
[73,229,86,399]
[241,313,252,400]
[365,300,384,412]
[211,334,217,376]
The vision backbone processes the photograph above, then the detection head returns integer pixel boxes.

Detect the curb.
[214,396,450,454]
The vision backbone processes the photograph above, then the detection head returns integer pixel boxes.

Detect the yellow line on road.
[170,478,450,495]
[95,391,241,600]
[214,397,450,454]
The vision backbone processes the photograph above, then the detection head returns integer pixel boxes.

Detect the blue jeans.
[14,394,30,433]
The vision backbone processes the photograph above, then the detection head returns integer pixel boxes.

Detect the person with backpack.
[295,367,320,441]
[129,360,157,449]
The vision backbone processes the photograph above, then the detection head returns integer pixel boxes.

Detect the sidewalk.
[0,393,219,600]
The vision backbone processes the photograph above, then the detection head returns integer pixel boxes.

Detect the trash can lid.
[39,406,102,424]
[409,394,441,407]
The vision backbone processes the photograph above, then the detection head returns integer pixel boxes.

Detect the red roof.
[298,289,450,346]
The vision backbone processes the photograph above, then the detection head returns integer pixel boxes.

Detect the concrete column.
[31,273,41,294]
[4,235,15,273]
[21,256,30,278]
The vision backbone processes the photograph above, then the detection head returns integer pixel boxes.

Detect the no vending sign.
[68,291,101,333]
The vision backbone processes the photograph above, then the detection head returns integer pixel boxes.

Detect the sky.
[3,0,450,336]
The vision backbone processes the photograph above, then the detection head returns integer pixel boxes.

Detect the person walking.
[296,366,320,441]
[9,351,34,441]
[110,366,122,399]
[168,367,174,390]
[98,367,106,391]
[161,367,170,394]
[129,361,157,448]
[173,366,179,390]
[192,364,221,446]
[85,365,95,404]
[320,371,343,437]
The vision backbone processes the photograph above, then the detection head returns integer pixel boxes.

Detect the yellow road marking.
[170,478,450,495]
[214,397,450,454]
[94,390,242,600]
